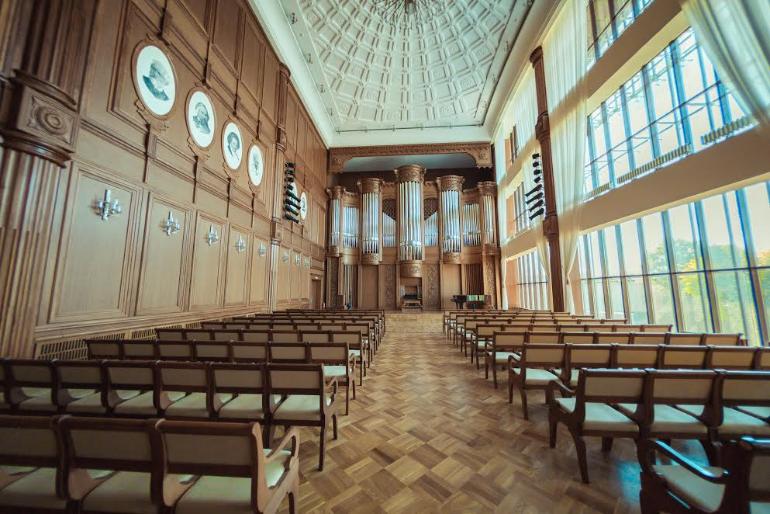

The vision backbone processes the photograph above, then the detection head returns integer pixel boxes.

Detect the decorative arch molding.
[328,142,493,173]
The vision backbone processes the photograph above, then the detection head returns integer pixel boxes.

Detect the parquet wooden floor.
[279,313,645,513]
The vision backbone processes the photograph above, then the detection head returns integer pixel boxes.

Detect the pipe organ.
[326,166,500,310]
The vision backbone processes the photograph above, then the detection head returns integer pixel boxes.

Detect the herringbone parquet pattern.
[280,313,643,513]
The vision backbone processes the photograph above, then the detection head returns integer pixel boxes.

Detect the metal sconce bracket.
[95,189,122,221]
[161,211,181,236]
[205,224,220,246]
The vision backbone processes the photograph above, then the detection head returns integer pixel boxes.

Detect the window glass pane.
[624,72,654,168]
[668,204,703,272]
[620,220,643,275]
[579,236,589,278]
[649,275,676,326]
[606,91,630,178]
[581,280,592,315]
[589,109,610,188]
[676,272,711,331]
[603,227,621,276]
[713,270,760,345]
[744,182,770,266]
[592,279,606,317]
[759,270,770,346]
[642,213,669,273]
[701,194,747,270]
[626,277,649,323]
[646,49,683,155]
[607,278,625,319]
[590,232,603,277]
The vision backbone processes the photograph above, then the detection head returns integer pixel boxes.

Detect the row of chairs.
[0,358,343,470]
[87,338,367,386]
[0,415,300,514]
[543,367,770,483]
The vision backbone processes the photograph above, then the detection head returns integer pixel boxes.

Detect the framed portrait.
[222,122,243,170]
[133,43,176,117]
[300,191,308,220]
[247,144,264,187]
[186,89,216,149]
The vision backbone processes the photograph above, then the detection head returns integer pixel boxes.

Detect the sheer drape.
[678,0,770,126]
[542,0,588,312]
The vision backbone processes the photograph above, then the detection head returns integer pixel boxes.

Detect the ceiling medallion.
[372,0,446,31]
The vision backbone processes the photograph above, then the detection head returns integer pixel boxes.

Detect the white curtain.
[542,0,588,312]
[678,0,770,126]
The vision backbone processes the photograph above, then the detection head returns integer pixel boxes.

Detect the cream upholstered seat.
[157,420,300,514]
[554,398,638,433]
[80,471,157,514]
[0,415,67,512]
[113,391,158,416]
[7,361,58,413]
[323,365,348,377]
[652,464,725,512]
[718,408,770,437]
[484,332,526,388]
[273,395,331,421]
[165,393,208,418]
[105,361,159,415]
[648,405,708,435]
[715,371,770,441]
[218,394,267,420]
[210,363,268,423]
[508,345,564,420]
[738,406,770,419]
[510,367,560,385]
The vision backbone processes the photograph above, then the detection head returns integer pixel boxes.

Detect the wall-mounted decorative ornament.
[161,210,181,236]
[222,122,243,170]
[299,191,308,220]
[258,243,267,257]
[234,235,246,253]
[247,145,264,186]
[304,257,311,268]
[295,254,301,265]
[186,89,215,148]
[282,251,289,262]
[95,189,122,221]
[205,225,219,246]
[133,44,176,117]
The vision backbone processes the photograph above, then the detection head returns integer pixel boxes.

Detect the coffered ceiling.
[250,0,555,147]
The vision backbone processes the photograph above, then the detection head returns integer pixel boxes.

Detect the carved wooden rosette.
[437,175,464,264]
[394,165,425,278]
[358,178,382,265]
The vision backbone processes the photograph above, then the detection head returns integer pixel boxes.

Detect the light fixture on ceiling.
[373,0,446,31]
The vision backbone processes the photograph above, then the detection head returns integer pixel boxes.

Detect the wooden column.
[0,0,97,356]
[530,46,565,312]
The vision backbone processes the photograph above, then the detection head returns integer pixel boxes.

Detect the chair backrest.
[157,362,208,393]
[632,333,668,345]
[271,331,300,344]
[269,343,308,363]
[667,333,704,346]
[0,415,62,469]
[659,345,708,369]
[647,369,717,406]
[642,324,673,333]
[744,438,770,502]
[595,333,631,345]
[520,344,565,368]
[210,363,265,394]
[707,347,756,370]
[272,324,295,332]
[240,331,269,343]
[567,344,613,369]
[211,330,241,342]
[560,332,594,345]
[301,331,330,344]
[493,332,526,350]
[558,324,585,332]
[155,328,185,341]
[86,340,122,359]
[104,361,155,390]
[526,332,560,345]
[123,341,158,360]
[702,334,742,347]
[579,368,646,404]
[193,341,230,362]
[756,349,770,370]
[267,364,323,394]
[308,344,348,365]
[614,345,660,368]
[157,341,194,361]
[229,343,268,363]
[718,371,770,407]
[331,332,360,347]
[54,361,104,391]
[8,359,55,390]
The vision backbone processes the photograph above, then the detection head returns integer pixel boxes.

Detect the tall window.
[578,180,770,345]
[584,28,754,199]
[588,0,654,66]
[516,251,550,310]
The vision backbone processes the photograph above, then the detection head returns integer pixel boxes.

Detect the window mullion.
[736,188,769,346]
[637,218,656,323]
[693,201,719,332]
[641,65,662,159]
[662,211,683,331]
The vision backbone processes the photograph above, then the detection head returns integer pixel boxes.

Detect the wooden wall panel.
[189,214,226,309]
[441,264,462,310]
[360,265,378,309]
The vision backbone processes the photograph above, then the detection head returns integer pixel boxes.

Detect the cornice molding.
[329,142,493,173]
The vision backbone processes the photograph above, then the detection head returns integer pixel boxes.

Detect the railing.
[585,82,755,200]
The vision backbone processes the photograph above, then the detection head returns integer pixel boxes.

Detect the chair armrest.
[546,380,574,405]
[265,426,300,462]
[641,439,729,484]
[324,376,339,402]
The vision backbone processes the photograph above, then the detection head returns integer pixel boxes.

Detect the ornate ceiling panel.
[280,0,531,134]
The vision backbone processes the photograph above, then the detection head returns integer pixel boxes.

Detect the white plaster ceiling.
[279,0,531,130]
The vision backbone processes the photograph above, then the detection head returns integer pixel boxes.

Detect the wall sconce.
[258,243,267,257]
[161,211,181,236]
[95,189,122,221]
[295,254,301,265]
[282,251,289,262]
[205,225,219,246]
[234,235,246,253]
[304,257,311,268]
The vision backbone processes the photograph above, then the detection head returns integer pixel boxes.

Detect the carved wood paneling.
[423,264,440,310]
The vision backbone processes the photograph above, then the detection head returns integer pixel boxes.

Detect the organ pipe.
[437,175,463,263]
[478,181,497,246]
[327,186,345,256]
[394,164,425,278]
[358,178,382,264]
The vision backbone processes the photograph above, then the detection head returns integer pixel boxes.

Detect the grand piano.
[451,294,487,309]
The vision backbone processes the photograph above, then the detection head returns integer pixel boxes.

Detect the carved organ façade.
[326,165,501,310]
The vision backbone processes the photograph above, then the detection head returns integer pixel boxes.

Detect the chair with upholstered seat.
[210,363,271,429]
[547,369,645,483]
[156,419,299,514]
[192,341,230,362]
[157,362,212,419]
[484,332,526,388]
[713,371,770,441]
[268,364,339,470]
[331,331,365,385]
[59,416,186,514]
[559,344,614,389]
[309,343,355,415]
[6,360,59,414]
[507,344,564,420]
[104,361,161,417]
[0,414,69,513]
[639,436,770,514]
[54,361,107,415]
[473,324,507,367]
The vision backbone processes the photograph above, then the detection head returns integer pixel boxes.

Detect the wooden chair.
[104,361,164,417]
[707,347,757,370]
[631,333,667,345]
[309,343,355,415]
[560,332,595,346]
[6,359,58,414]
[595,332,631,345]
[0,414,68,513]
[484,332,526,388]
[301,331,331,344]
[210,363,270,426]
[268,364,339,470]
[271,331,300,344]
[659,345,709,369]
[613,345,660,369]
[507,344,563,420]
[638,436,770,514]
[547,369,644,483]
[331,332,365,385]
[240,331,270,344]
[713,371,770,441]
[755,348,770,370]
[157,362,211,419]
[58,416,182,514]
[156,419,300,514]
[54,361,106,415]
[641,324,673,332]
[210,329,241,342]
[559,344,613,389]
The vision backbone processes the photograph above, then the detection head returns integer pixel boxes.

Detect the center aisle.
[283,313,640,514]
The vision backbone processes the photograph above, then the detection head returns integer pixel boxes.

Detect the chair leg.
[475,347,480,370]
[345,381,350,415]
[571,431,589,483]
[352,375,357,399]
[288,480,299,514]
[359,362,364,386]
[519,388,529,420]
[319,423,326,471]
[601,437,613,453]
[492,362,498,389]
[548,412,558,448]
[508,377,514,404]
[484,355,489,380]
[332,413,339,439]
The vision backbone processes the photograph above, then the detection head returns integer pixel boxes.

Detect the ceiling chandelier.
[372,0,446,31]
